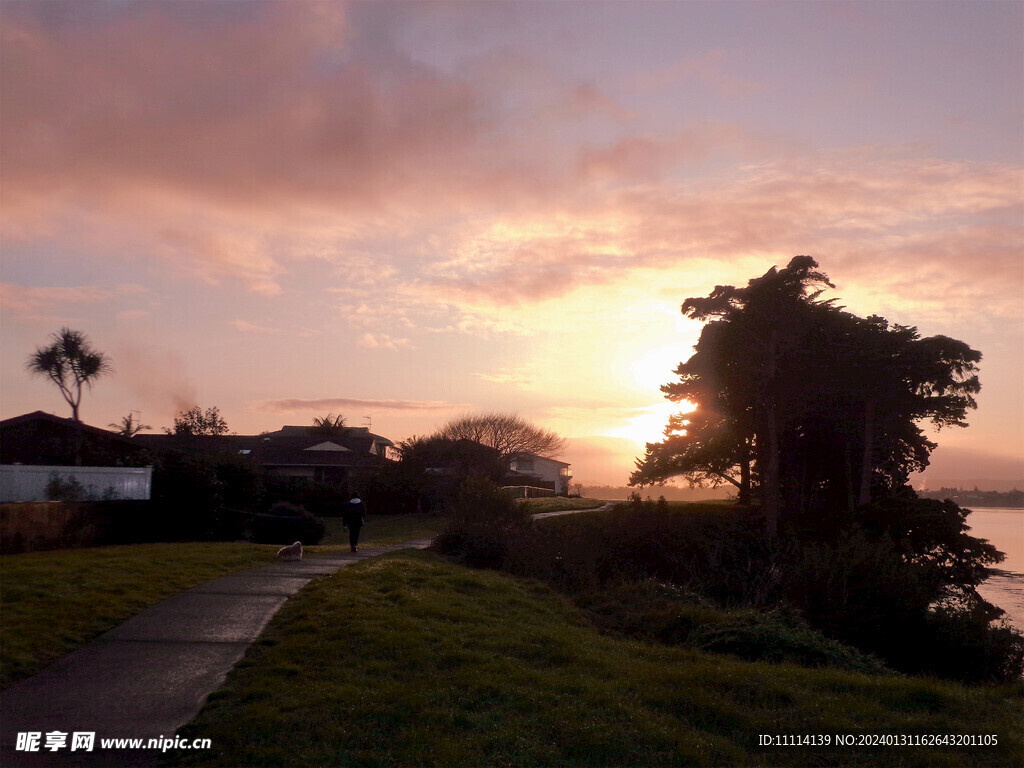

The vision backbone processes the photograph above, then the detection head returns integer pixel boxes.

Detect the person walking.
[342,497,366,552]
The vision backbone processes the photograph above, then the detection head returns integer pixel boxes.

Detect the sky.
[2,0,1022,490]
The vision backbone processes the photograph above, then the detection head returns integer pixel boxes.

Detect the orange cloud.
[0,283,112,315]
[255,397,471,413]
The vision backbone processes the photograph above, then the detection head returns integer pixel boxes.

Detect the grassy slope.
[315,513,447,550]
[170,551,1023,768]
[517,497,607,514]
[0,542,276,689]
[0,517,444,689]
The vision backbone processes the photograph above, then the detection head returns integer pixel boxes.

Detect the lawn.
[517,496,607,514]
[168,551,1023,767]
[0,541,278,689]
[315,512,447,550]
[0,517,446,690]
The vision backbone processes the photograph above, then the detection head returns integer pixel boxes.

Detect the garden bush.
[491,496,1024,682]
[431,478,531,568]
[248,502,326,546]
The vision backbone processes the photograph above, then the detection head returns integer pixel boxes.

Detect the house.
[0,411,154,502]
[506,453,573,495]
[0,411,151,467]
[243,425,394,486]
[135,423,395,492]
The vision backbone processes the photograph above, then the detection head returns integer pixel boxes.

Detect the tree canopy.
[436,412,567,460]
[631,257,982,536]
[26,327,111,422]
[166,406,230,436]
[109,413,151,437]
[311,414,347,434]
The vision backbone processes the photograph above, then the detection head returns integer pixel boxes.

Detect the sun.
[604,400,695,447]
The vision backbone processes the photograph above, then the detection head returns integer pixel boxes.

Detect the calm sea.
[966,507,1024,631]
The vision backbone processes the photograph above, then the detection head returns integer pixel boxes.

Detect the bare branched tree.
[436,412,567,460]
[26,327,112,422]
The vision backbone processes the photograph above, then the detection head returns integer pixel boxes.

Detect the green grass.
[517,496,607,514]
[0,542,277,689]
[168,551,1023,767]
[315,513,447,550]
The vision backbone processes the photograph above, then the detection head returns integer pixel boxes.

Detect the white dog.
[276,540,303,561]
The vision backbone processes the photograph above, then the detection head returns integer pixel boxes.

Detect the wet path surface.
[1,540,432,767]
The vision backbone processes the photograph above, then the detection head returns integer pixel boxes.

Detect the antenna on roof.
[363,416,372,430]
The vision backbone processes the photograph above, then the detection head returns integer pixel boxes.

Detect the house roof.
[511,452,571,468]
[134,424,393,469]
[0,411,151,466]
[0,411,139,445]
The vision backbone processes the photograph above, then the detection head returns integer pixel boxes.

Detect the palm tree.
[26,327,111,422]
[109,413,151,437]
[311,413,347,434]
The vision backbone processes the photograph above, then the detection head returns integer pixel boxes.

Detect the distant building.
[506,453,573,495]
[0,411,153,502]
[135,423,395,492]
[0,411,151,467]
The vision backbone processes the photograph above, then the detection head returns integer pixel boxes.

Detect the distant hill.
[918,488,1024,508]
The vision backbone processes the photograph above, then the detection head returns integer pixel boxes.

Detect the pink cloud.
[229,320,282,336]
[638,49,765,97]
[0,2,1019,327]
[357,332,411,350]
[255,397,471,413]
[0,283,112,314]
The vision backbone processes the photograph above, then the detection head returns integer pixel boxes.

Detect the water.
[965,507,1024,631]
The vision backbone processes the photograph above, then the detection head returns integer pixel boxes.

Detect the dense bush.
[431,478,531,567]
[150,452,226,540]
[575,580,888,674]
[491,496,1024,682]
[248,502,326,545]
[263,476,349,517]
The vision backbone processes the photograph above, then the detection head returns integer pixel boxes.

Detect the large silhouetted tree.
[632,257,981,537]
[436,412,566,460]
[166,406,229,436]
[26,327,112,422]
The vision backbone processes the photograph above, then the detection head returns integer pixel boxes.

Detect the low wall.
[1,502,92,553]
[503,485,557,499]
[0,500,153,554]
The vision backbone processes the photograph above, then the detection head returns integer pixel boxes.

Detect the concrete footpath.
[0,539,432,768]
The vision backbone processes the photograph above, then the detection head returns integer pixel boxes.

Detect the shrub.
[431,478,530,567]
[575,580,888,673]
[495,498,1024,681]
[45,473,87,502]
[248,502,326,545]
[150,453,224,540]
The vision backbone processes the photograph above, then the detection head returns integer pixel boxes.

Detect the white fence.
[0,465,153,503]
[503,485,557,499]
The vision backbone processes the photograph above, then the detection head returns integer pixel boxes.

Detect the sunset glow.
[1,1,1021,489]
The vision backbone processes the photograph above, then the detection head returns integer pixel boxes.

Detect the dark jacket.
[342,499,366,528]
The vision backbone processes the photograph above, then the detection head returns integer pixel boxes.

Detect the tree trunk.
[858,400,875,506]
[843,438,855,513]
[762,405,780,539]
[761,329,780,538]
[739,450,752,506]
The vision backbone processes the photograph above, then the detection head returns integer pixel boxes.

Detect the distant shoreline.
[919,489,1024,508]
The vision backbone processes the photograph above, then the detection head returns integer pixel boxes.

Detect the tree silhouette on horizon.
[632,256,982,537]
[26,327,111,423]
